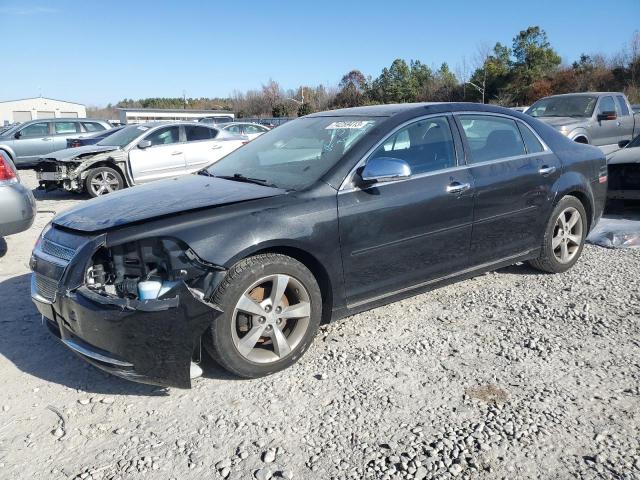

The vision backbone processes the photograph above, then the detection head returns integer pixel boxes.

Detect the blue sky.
[1,0,638,106]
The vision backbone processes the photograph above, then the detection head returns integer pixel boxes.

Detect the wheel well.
[566,190,593,231]
[84,161,127,185]
[573,136,588,144]
[252,246,333,324]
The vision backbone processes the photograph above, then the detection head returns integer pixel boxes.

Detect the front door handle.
[211,145,222,150]
[446,182,471,194]
[539,165,557,176]
[42,137,52,141]
[171,151,183,156]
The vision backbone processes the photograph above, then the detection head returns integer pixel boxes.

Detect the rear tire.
[205,253,322,378]
[85,166,123,197]
[528,195,587,273]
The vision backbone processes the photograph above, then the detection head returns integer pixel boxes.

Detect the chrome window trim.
[338,113,460,191]
[339,110,551,193]
[454,111,551,153]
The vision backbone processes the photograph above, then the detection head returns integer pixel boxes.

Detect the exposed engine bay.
[85,237,222,302]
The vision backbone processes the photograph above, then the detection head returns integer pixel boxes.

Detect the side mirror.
[618,139,630,148]
[14,131,21,139]
[360,157,411,184]
[137,139,152,149]
[597,111,617,121]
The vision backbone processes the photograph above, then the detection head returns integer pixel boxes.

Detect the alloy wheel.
[552,206,583,264]
[231,274,311,363]
[90,171,119,196]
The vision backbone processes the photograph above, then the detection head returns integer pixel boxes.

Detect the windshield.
[205,116,381,190]
[627,134,640,149]
[528,95,598,118]
[97,124,151,147]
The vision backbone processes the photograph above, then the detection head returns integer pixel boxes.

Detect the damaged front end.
[35,148,127,193]
[35,160,83,192]
[30,227,223,388]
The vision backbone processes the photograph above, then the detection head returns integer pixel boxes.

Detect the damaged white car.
[35,122,247,197]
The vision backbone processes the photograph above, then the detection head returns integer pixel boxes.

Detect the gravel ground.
[0,170,639,480]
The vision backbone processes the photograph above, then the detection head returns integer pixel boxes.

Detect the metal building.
[0,97,87,125]
[118,108,234,125]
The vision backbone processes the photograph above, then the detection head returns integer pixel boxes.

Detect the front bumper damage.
[35,160,82,192]
[30,230,223,389]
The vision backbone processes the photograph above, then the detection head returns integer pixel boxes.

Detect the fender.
[566,128,590,144]
[550,170,597,230]
[72,151,133,187]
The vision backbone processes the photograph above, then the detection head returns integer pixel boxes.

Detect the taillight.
[0,151,17,182]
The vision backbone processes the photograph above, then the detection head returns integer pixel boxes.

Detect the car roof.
[539,92,625,98]
[307,102,526,118]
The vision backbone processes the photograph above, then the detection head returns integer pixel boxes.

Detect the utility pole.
[183,90,187,109]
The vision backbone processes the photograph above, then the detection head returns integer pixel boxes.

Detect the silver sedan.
[0,151,36,237]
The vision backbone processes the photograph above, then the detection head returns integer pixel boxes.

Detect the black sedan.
[30,103,607,388]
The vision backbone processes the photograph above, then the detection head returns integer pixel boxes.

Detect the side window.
[18,122,49,137]
[370,116,456,175]
[185,125,214,141]
[458,115,526,163]
[244,125,264,134]
[82,122,106,132]
[226,125,243,134]
[145,126,180,146]
[615,96,630,116]
[517,122,544,154]
[54,122,79,134]
[598,96,616,114]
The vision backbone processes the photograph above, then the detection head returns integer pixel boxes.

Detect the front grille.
[41,239,76,262]
[34,273,59,302]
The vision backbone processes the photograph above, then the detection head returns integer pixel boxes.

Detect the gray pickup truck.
[527,92,639,154]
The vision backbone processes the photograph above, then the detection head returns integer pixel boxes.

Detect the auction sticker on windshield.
[325,121,373,129]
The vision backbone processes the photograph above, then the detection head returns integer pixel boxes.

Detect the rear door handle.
[446,182,471,194]
[211,145,222,150]
[171,151,183,156]
[539,166,557,176]
[42,137,52,141]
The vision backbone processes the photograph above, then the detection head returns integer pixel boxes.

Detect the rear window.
[616,96,630,116]
[82,122,106,132]
[185,125,215,141]
[54,122,78,134]
[459,115,526,163]
[517,122,545,154]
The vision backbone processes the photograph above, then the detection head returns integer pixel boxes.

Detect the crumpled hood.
[45,145,120,162]
[537,116,587,129]
[53,175,287,232]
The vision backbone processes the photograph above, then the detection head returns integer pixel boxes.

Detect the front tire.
[528,195,587,273]
[85,166,124,197]
[205,253,322,378]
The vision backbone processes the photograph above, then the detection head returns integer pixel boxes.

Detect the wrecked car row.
[31,103,607,388]
[35,122,247,197]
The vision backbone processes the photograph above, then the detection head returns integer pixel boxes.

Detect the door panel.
[615,95,634,144]
[592,96,621,153]
[338,115,473,305]
[52,121,80,151]
[456,114,560,264]
[183,125,227,171]
[128,126,186,183]
[13,122,55,163]
[338,171,474,305]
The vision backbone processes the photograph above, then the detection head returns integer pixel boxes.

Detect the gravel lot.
[0,170,639,480]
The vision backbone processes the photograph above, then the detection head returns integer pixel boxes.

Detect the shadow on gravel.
[0,238,7,258]
[0,273,168,396]
[32,188,89,202]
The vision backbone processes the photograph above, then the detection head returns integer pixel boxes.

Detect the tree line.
[88,26,639,120]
